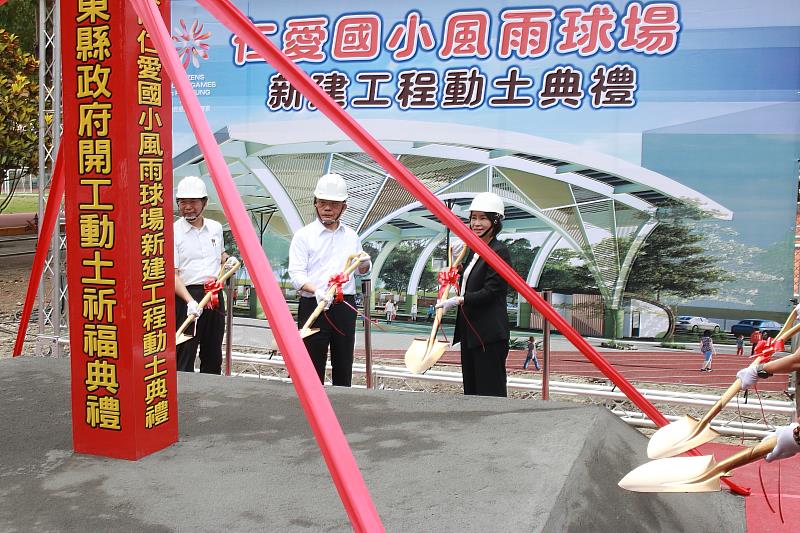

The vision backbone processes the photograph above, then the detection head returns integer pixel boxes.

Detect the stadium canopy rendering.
[173,118,731,335]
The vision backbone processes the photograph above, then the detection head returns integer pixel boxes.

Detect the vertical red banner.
[61,0,177,459]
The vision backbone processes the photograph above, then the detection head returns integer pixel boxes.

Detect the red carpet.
[702,443,800,530]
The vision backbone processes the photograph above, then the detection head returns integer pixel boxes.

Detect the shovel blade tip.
[300,327,320,339]
[619,455,720,493]
[405,340,449,374]
[647,416,720,459]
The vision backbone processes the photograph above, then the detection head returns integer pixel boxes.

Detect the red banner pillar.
[61,0,177,459]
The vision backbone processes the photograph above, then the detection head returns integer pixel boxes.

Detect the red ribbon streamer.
[327,272,349,303]
[203,279,224,309]
[751,337,783,361]
[437,266,460,299]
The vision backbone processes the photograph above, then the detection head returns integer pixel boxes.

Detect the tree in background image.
[380,241,428,293]
[504,238,535,281]
[0,0,37,54]
[679,224,792,312]
[0,27,38,213]
[537,248,595,293]
[625,206,733,302]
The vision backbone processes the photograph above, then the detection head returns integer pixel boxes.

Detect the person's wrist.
[756,364,773,379]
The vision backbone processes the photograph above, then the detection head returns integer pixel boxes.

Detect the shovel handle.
[426,244,470,350]
[176,258,241,338]
[698,354,770,428]
[697,317,800,428]
[299,253,367,333]
[710,436,777,478]
[776,308,798,339]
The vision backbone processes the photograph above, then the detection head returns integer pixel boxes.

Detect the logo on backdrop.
[173,19,211,69]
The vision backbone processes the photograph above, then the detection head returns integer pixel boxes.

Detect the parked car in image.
[730,319,782,337]
[674,316,721,333]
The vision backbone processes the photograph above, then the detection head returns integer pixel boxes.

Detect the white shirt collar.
[178,217,209,233]
[312,218,344,235]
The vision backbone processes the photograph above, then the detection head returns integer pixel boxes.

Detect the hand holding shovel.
[176,258,241,345]
[404,243,468,374]
[646,308,800,459]
[299,253,368,339]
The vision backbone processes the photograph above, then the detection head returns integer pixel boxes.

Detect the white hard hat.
[468,192,505,219]
[176,176,208,199]
[314,173,348,202]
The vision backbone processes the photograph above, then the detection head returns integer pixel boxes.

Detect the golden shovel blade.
[647,415,721,459]
[618,455,725,493]
[419,341,449,372]
[405,338,449,374]
[300,327,320,339]
[175,332,194,345]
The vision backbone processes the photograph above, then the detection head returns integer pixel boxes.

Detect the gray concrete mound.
[0,357,743,532]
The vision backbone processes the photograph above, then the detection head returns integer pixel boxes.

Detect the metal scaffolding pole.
[36,0,65,357]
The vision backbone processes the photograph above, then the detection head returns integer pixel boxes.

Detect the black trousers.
[175,285,225,374]
[297,295,356,387]
[460,340,509,397]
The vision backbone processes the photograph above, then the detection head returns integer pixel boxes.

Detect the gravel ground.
[0,248,39,358]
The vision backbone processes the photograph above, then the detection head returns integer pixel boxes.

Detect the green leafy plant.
[0,28,38,213]
[659,342,687,350]
[600,340,638,350]
[508,337,528,350]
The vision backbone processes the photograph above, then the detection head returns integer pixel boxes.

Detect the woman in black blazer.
[438,192,511,397]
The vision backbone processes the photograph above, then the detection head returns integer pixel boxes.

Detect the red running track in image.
[360,348,792,392]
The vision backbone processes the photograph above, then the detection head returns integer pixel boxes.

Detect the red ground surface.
[703,442,800,532]
[365,347,792,392]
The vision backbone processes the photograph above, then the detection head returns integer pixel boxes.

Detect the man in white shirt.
[173,176,236,374]
[384,299,395,324]
[288,173,371,386]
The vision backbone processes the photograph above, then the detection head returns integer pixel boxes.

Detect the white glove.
[435,296,463,312]
[451,240,465,259]
[224,256,238,269]
[765,423,800,462]
[186,299,203,318]
[736,366,758,391]
[314,288,333,310]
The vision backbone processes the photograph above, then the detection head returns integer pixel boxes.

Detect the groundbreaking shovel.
[620,435,777,492]
[299,253,367,339]
[405,244,469,374]
[176,258,241,345]
[646,312,800,459]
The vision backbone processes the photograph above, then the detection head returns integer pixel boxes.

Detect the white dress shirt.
[289,219,370,297]
[174,217,224,285]
[461,252,480,292]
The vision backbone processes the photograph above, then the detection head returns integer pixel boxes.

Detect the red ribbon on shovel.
[327,272,349,303]
[203,279,224,309]
[437,266,460,299]
[751,337,783,361]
